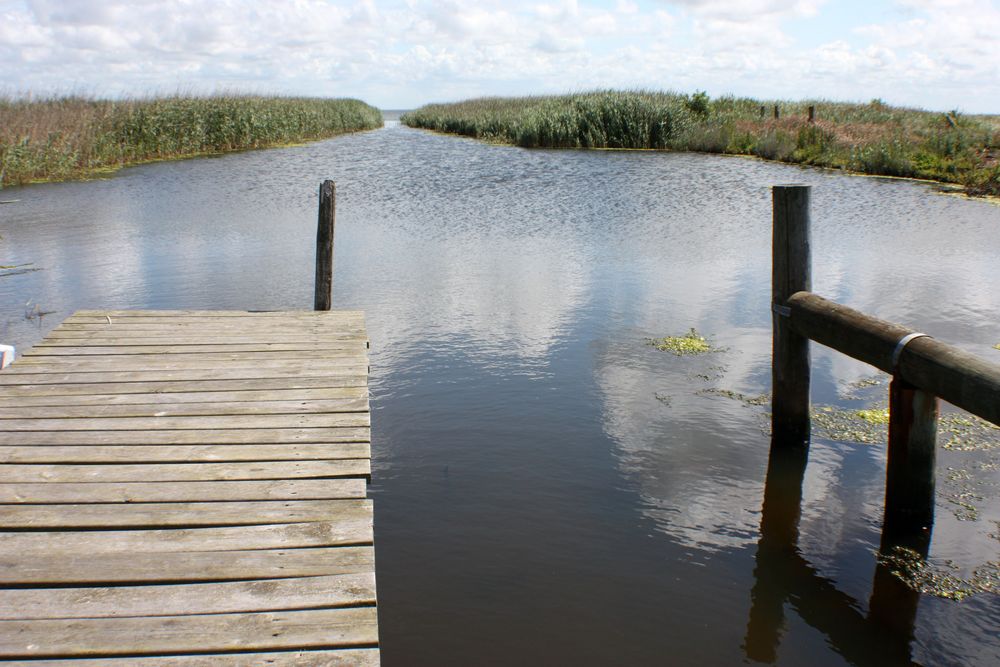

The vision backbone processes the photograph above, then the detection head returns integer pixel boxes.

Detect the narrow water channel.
[2,120,999,665]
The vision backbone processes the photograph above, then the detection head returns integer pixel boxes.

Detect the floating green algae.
[654,392,672,406]
[811,405,889,444]
[647,328,717,356]
[943,414,1000,452]
[839,374,887,400]
[697,388,770,406]
[689,365,728,383]
[877,544,1000,600]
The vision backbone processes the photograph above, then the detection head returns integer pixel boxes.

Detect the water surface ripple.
[2,121,999,665]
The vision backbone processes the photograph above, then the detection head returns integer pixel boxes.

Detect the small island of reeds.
[0,94,383,187]
[402,91,1000,197]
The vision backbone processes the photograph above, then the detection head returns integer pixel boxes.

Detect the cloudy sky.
[2,0,998,112]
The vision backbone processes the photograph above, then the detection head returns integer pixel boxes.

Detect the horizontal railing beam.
[787,291,1000,426]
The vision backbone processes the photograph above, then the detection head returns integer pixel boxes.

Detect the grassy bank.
[0,95,383,187]
[402,91,1000,196]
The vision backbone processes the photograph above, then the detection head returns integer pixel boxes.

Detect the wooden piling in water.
[771,185,811,446]
[315,180,336,311]
[886,378,938,528]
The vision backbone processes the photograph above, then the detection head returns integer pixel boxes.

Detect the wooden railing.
[770,184,1000,528]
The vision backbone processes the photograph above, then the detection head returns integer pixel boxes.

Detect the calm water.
[2,121,999,665]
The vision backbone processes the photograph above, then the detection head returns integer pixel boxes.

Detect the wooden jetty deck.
[0,309,379,664]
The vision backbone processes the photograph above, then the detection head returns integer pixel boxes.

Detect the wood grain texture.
[0,460,370,482]
[0,386,366,408]
[788,290,1000,427]
[68,309,364,317]
[0,443,371,463]
[315,180,336,311]
[0,397,369,419]
[23,342,369,355]
[0,498,373,528]
[0,376,369,397]
[0,426,370,446]
[22,648,381,666]
[0,365,368,386]
[771,184,812,446]
[0,478,368,503]
[0,309,378,660]
[2,515,372,553]
[0,546,375,585]
[1,573,376,620]
[0,413,370,431]
[0,607,378,657]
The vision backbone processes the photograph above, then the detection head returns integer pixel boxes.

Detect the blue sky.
[2,0,998,112]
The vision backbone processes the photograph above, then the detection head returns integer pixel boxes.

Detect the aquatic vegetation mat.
[811,406,890,444]
[696,388,770,406]
[647,329,721,356]
[877,543,1000,600]
[838,373,887,400]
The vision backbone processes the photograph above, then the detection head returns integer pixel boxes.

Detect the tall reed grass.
[402,91,1000,196]
[0,94,383,187]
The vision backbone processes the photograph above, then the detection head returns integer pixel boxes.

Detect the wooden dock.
[0,309,379,664]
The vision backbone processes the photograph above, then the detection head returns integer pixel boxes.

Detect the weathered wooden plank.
[0,426,370,446]
[59,319,365,329]
[47,329,367,340]
[4,359,367,376]
[0,308,378,658]
[2,514,372,553]
[56,313,362,322]
[18,350,367,364]
[0,364,368,385]
[68,309,365,318]
[42,331,367,342]
[0,397,369,419]
[23,342,369,356]
[0,443,371,464]
[0,460,370,482]
[0,413,370,432]
[0,498,373,530]
[0,607,378,657]
[33,337,368,348]
[1,572,376,620]
[0,376,368,397]
[52,318,365,338]
[0,546,374,585]
[5,648,380,666]
[0,478,367,503]
[0,386,367,408]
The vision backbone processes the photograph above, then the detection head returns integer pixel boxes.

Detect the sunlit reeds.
[402,92,1000,196]
[0,94,383,187]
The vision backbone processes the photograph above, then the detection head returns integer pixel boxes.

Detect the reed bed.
[402,91,1000,196]
[0,95,382,187]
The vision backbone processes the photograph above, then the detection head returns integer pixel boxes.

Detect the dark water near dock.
[3,121,1000,665]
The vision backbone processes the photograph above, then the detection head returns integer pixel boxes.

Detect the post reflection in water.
[745,439,930,666]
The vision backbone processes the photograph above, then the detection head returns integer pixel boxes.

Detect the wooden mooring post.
[314,180,336,311]
[771,185,811,446]
[769,185,1000,528]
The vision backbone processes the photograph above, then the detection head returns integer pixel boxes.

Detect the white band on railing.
[771,303,791,318]
[892,332,930,368]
